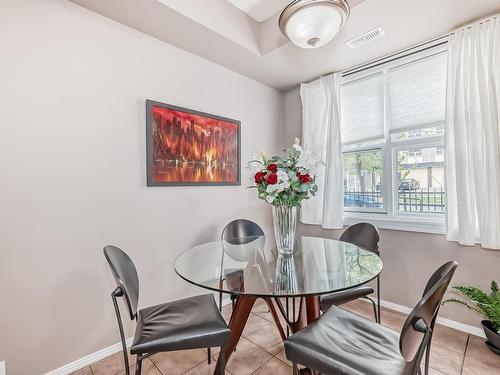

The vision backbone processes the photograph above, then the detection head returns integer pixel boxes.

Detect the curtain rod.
[342,13,498,77]
[302,13,499,82]
[342,36,447,77]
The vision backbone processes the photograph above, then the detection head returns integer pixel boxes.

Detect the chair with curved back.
[104,245,230,375]
[320,222,381,322]
[219,219,265,311]
[284,261,458,375]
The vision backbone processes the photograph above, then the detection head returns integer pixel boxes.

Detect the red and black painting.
[146,100,240,186]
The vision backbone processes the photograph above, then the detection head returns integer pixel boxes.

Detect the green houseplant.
[443,281,500,354]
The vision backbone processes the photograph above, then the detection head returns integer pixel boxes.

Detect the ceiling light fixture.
[279,0,350,49]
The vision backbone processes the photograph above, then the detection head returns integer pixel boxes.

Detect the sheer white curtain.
[300,73,343,229]
[446,16,500,250]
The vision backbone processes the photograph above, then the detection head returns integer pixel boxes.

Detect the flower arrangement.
[248,139,319,207]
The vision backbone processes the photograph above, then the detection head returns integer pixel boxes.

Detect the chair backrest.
[399,261,457,363]
[221,219,265,245]
[103,245,140,320]
[339,222,380,255]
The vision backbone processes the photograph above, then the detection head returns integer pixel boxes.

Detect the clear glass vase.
[272,204,297,255]
[274,254,298,294]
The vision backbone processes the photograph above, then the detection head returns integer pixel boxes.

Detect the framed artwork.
[146,100,241,186]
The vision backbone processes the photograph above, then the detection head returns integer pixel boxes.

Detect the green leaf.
[300,183,311,192]
[491,281,498,294]
[444,282,500,331]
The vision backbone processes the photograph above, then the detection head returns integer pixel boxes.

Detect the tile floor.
[71,299,500,375]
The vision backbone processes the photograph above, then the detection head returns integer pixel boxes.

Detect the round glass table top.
[174,236,383,298]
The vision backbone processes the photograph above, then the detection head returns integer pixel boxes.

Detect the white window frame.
[341,46,447,234]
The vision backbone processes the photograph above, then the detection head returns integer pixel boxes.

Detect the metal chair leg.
[220,346,226,374]
[207,348,211,364]
[369,297,379,323]
[292,362,299,375]
[377,276,381,323]
[111,288,130,375]
[219,291,223,312]
[424,337,432,375]
[134,356,142,375]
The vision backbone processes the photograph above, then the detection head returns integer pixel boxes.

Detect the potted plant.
[443,281,500,355]
[248,139,319,255]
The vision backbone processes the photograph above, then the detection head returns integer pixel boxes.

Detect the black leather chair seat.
[285,306,411,375]
[131,294,230,354]
[320,286,374,311]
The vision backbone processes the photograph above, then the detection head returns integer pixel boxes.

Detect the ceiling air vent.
[346,27,385,48]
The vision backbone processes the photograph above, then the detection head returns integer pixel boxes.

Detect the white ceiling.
[69,0,500,92]
[227,0,291,22]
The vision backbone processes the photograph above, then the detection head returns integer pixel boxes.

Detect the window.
[343,149,383,210]
[340,46,447,233]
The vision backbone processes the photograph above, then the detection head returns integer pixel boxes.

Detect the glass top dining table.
[174,235,383,298]
[174,235,383,374]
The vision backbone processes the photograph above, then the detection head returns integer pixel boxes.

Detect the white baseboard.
[45,338,133,375]
[45,298,232,375]
[360,298,486,338]
[46,297,485,374]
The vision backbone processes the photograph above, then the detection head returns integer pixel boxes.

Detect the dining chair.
[219,219,265,311]
[104,245,230,375]
[284,261,458,375]
[320,222,381,322]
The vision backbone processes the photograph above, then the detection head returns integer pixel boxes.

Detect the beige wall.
[285,87,500,328]
[0,1,285,374]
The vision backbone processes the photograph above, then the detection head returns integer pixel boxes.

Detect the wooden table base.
[214,295,320,374]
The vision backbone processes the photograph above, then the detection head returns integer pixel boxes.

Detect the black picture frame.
[146,99,241,186]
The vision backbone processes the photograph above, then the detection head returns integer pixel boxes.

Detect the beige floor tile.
[116,358,161,375]
[427,343,464,375]
[208,347,221,356]
[380,309,407,333]
[183,359,232,374]
[221,304,233,323]
[274,350,292,367]
[69,366,93,375]
[342,300,375,319]
[91,351,136,375]
[252,357,291,375]
[253,310,274,323]
[431,325,468,354]
[150,349,206,375]
[465,335,500,368]
[420,365,449,375]
[252,299,271,315]
[223,337,272,375]
[242,313,272,337]
[246,323,284,355]
[462,355,500,375]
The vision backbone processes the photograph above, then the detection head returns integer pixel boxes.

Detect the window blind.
[387,52,447,132]
[340,74,384,144]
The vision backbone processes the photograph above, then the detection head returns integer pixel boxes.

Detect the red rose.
[254,171,266,183]
[267,163,278,173]
[299,173,311,183]
[266,173,278,184]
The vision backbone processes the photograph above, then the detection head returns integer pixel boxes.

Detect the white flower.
[266,184,279,193]
[277,170,289,184]
[265,195,275,204]
[266,170,290,194]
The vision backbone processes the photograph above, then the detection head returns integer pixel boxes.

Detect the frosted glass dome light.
[279,0,350,49]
